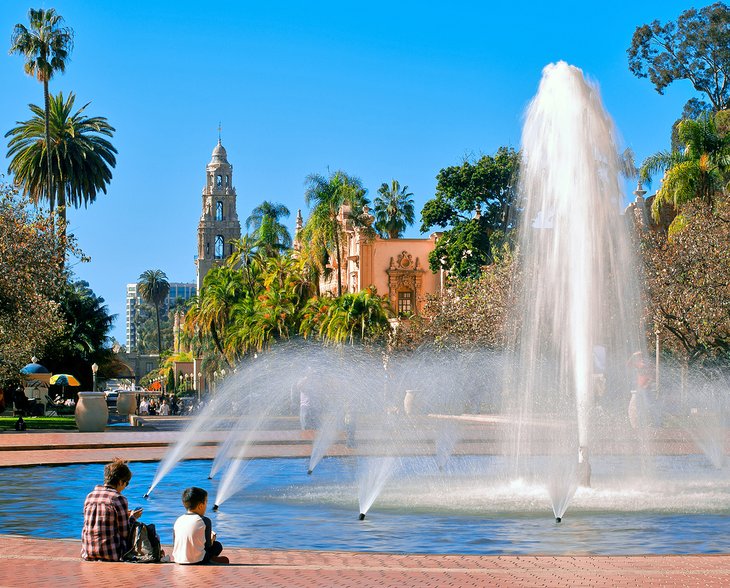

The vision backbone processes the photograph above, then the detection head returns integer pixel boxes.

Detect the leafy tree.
[0,181,65,385]
[639,198,730,364]
[373,179,415,238]
[627,3,730,113]
[421,147,520,278]
[6,91,117,239]
[41,280,114,390]
[245,200,292,256]
[302,171,368,296]
[137,269,170,354]
[640,110,729,224]
[9,8,73,218]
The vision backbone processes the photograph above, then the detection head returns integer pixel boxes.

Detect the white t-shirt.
[172,512,214,564]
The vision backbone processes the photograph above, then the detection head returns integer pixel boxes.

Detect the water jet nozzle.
[358,513,366,521]
[212,504,219,512]
[207,476,213,480]
[143,493,150,499]
[555,517,562,523]
[307,469,313,475]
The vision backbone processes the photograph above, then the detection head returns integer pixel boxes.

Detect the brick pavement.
[0,427,728,587]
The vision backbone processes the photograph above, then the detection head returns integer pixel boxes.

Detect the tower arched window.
[216,174,222,187]
[225,175,230,187]
[216,201,223,221]
[215,235,224,259]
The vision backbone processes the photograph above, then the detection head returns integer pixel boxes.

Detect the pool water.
[1,457,729,555]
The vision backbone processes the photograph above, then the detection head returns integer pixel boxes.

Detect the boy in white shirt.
[172,487,228,564]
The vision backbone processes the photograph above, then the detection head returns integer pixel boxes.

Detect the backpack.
[122,521,162,563]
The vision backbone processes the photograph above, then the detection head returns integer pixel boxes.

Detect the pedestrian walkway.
[1,535,729,588]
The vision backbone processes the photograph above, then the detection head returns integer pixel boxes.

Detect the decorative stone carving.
[397,251,413,269]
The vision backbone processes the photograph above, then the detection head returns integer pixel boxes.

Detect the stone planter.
[116,391,136,417]
[75,392,108,432]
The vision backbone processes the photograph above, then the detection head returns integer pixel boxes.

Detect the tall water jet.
[508,62,644,516]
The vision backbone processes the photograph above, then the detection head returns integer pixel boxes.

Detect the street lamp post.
[91,363,99,392]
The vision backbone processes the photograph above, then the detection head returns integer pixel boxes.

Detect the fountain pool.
[1,455,729,555]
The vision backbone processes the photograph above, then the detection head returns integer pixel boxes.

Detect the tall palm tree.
[303,171,366,296]
[641,113,730,220]
[373,179,415,238]
[137,270,170,354]
[6,91,117,238]
[9,8,73,218]
[245,201,292,256]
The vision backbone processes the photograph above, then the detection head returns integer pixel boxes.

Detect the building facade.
[299,204,442,315]
[125,282,196,352]
[195,139,242,291]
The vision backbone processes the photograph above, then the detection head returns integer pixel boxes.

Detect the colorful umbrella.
[50,374,81,387]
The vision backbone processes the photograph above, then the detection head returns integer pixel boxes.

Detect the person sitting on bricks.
[172,487,228,564]
[81,458,143,561]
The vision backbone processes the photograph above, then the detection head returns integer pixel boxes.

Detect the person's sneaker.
[210,555,230,564]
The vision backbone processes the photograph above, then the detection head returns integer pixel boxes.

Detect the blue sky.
[1,1,697,345]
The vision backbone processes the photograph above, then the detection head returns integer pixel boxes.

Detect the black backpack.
[122,521,162,563]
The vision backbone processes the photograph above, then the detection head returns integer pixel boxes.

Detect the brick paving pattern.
[1,426,728,587]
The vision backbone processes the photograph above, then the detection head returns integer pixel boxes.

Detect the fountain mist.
[508,62,644,516]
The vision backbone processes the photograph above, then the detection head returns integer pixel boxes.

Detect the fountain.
[132,62,729,545]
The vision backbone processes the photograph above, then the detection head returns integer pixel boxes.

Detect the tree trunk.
[155,302,162,354]
[43,79,53,219]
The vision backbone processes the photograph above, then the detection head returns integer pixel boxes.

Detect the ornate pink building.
[295,205,443,315]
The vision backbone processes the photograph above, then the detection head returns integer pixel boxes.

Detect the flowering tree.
[0,182,65,385]
[639,198,730,364]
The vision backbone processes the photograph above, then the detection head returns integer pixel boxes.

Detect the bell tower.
[196,138,241,291]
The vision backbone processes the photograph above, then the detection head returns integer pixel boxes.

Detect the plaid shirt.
[81,484,133,561]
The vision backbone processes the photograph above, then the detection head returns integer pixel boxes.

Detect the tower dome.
[211,140,228,164]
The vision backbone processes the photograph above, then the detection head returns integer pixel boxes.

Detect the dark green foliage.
[627,3,730,113]
[42,279,114,390]
[421,146,519,277]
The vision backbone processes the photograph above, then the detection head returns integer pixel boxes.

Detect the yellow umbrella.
[50,374,81,386]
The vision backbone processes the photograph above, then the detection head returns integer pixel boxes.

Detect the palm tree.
[245,201,292,256]
[6,91,117,239]
[137,270,170,354]
[9,8,73,218]
[303,171,366,296]
[641,113,730,221]
[373,179,415,238]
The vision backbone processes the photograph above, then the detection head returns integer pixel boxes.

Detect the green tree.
[373,179,415,238]
[137,269,170,354]
[302,171,368,296]
[42,280,114,390]
[640,111,729,224]
[9,8,73,219]
[6,91,117,240]
[627,3,730,113]
[421,147,520,277]
[245,200,292,256]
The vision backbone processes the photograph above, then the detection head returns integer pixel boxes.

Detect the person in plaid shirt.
[81,458,143,561]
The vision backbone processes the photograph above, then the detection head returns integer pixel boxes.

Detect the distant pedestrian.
[159,399,170,416]
[14,416,26,431]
